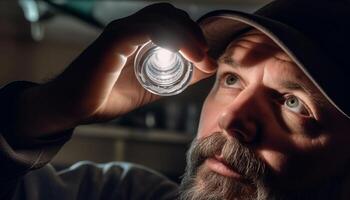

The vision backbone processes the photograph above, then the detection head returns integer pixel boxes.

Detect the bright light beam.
[153,48,176,68]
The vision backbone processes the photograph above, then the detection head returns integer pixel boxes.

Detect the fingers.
[181,48,217,73]
[190,61,216,86]
[64,3,218,98]
[104,3,216,70]
[142,3,217,74]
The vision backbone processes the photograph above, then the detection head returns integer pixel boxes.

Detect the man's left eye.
[284,95,310,116]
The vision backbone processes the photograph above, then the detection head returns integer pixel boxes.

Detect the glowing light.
[134,42,193,96]
[153,48,176,68]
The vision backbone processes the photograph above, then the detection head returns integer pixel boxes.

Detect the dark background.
[0,0,271,182]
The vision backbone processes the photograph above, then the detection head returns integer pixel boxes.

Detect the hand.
[14,3,217,137]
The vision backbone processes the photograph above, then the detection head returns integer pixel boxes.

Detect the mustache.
[187,132,267,181]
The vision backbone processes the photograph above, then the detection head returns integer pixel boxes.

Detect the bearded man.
[1,0,349,200]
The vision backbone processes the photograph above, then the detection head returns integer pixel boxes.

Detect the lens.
[134,41,193,96]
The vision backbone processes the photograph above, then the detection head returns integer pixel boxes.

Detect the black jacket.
[0,82,178,200]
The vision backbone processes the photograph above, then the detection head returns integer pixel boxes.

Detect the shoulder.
[67,161,179,199]
[20,162,179,200]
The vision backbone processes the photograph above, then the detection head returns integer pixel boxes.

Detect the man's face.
[179,29,350,200]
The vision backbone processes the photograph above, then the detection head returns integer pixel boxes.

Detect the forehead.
[219,29,293,67]
[217,29,329,108]
[218,29,305,80]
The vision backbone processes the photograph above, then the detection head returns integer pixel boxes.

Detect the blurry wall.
[0,0,272,181]
[0,1,101,86]
[0,0,272,86]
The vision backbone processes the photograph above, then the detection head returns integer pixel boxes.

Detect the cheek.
[259,126,333,188]
[258,149,289,175]
[280,108,323,139]
[258,148,312,189]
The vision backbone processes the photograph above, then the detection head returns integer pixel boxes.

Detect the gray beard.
[179,165,268,200]
[177,132,347,200]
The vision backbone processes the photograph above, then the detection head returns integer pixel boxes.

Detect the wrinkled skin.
[11,3,350,199]
[13,3,216,137]
[180,29,350,199]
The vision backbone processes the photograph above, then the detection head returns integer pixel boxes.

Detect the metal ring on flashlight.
[134,41,193,96]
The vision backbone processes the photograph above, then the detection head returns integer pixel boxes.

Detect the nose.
[218,87,263,143]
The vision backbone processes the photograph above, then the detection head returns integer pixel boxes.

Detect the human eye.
[283,95,310,116]
[219,73,242,89]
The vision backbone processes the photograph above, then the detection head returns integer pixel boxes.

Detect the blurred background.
[0,0,271,182]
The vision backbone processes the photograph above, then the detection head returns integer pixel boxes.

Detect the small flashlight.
[134,41,193,96]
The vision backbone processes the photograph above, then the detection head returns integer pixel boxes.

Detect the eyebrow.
[219,55,329,108]
[219,54,240,68]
